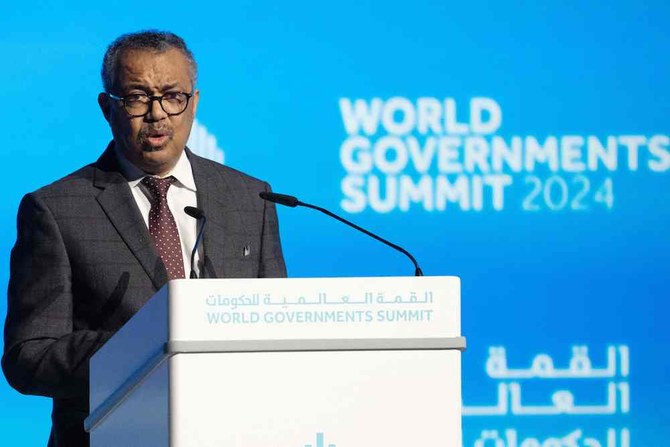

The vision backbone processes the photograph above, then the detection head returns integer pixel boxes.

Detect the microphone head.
[259,191,300,207]
[184,206,205,219]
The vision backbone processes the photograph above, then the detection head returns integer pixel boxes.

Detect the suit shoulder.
[190,152,270,190]
[26,163,98,202]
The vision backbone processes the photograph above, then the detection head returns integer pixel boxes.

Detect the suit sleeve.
[258,183,288,278]
[2,193,112,399]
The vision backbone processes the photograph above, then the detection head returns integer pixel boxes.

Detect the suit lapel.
[189,150,247,278]
[93,145,167,289]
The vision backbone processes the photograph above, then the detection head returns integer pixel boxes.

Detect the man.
[2,30,287,446]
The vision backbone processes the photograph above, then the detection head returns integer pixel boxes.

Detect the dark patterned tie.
[141,176,185,279]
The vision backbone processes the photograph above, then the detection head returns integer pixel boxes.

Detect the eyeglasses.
[107,91,194,117]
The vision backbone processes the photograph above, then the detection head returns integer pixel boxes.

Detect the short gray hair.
[101,30,197,92]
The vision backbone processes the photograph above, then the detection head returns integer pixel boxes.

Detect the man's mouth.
[147,134,169,147]
[140,129,172,149]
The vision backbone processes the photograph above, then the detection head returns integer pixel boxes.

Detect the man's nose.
[145,97,168,121]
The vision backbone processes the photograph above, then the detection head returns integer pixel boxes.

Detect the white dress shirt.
[115,148,200,277]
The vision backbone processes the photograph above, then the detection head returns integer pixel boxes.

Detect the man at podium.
[2,30,287,447]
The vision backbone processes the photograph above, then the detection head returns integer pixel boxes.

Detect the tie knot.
[142,176,176,200]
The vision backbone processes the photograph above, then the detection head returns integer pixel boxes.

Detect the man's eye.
[125,94,147,103]
[163,92,183,102]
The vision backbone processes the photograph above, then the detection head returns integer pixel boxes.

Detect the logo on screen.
[304,432,336,447]
[188,119,225,164]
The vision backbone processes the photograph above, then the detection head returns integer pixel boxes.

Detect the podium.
[84,276,465,446]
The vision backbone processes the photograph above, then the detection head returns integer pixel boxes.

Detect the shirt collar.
[115,146,197,192]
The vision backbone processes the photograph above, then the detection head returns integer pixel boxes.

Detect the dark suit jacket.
[2,144,287,446]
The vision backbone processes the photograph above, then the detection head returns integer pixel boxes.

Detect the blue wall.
[1,1,668,445]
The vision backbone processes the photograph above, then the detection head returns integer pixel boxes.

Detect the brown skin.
[98,48,200,176]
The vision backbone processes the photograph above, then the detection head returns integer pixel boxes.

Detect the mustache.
[137,126,174,141]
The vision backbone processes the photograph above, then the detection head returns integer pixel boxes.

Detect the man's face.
[98,48,199,176]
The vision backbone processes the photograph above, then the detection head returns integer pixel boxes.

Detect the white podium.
[85,276,465,447]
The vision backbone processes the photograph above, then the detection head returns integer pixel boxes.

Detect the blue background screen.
[1,2,668,445]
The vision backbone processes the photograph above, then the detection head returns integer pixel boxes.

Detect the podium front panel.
[170,350,461,446]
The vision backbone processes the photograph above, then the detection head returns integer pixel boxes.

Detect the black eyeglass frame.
[106,91,195,117]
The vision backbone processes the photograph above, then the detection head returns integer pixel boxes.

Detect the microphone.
[260,192,299,207]
[259,191,424,276]
[184,206,207,279]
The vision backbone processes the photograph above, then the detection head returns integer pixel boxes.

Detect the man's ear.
[98,92,111,123]
[191,89,200,116]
